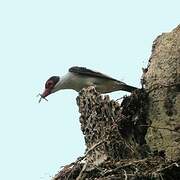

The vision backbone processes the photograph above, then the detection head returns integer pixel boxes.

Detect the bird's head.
[41,76,60,99]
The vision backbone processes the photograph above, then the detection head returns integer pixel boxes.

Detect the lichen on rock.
[143,25,180,160]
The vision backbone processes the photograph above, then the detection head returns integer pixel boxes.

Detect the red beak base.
[42,88,51,98]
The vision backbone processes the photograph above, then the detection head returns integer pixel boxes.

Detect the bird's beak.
[41,88,51,98]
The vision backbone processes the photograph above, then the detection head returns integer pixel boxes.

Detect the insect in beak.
[37,93,48,103]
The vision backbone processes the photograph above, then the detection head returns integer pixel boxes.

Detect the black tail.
[119,83,138,92]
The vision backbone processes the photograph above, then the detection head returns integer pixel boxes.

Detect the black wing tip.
[69,66,86,72]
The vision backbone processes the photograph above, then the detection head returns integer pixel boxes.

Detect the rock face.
[53,25,180,180]
[143,25,180,160]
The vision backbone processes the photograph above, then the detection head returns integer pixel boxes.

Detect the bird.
[39,66,138,101]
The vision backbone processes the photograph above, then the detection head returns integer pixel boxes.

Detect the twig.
[155,162,179,173]
[84,140,105,157]
[76,162,87,180]
[102,158,148,176]
[66,140,105,180]
[123,140,135,153]
[159,173,164,180]
[122,169,128,180]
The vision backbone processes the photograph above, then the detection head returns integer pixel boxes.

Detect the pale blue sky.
[0,0,179,180]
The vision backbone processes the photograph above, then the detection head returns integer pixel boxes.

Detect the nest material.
[53,150,180,180]
[76,87,149,164]
[53,87,180,180]
[54,87,171,180]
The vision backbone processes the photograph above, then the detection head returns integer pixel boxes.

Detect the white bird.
[39,66,138,101]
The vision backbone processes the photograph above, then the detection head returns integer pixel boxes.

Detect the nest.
[53,152,180,180]
[53,87,180,180]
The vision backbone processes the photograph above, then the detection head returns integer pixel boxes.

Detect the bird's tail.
[118,83,138,92]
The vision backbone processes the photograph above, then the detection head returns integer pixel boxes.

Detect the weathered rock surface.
[143,25,180,160]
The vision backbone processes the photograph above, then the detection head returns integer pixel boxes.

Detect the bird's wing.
[69,66,121,82]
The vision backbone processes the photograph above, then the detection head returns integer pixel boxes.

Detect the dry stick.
[102,158,148,176]
[57,140,106,180]
[159,173,164,180]
[122,169,128,180]
[103,158,179,177]
[76,162,87,180]
[84,140,105,157]
[77,139,137,178]
[75,140,105,180]
[155,162,179,173]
